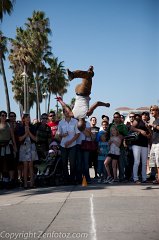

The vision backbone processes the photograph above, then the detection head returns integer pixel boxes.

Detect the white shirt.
[76,121,91,144]
[58,118,80,148]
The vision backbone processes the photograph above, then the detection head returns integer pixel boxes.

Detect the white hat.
[49,141,58,148]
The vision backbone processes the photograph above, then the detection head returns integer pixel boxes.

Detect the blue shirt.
[98,141,109,161]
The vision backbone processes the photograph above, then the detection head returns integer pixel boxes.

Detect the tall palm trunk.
[19,103,23,119]
[55,93,59,116]
[35,72,41,120]
[47,92,51,113]
[0,57,10,114]
[35,101,38,120]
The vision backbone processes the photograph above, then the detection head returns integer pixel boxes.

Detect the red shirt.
[47,121,59,139]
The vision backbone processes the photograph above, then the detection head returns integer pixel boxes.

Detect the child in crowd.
[97,133,109,183]
[104,126,122,183]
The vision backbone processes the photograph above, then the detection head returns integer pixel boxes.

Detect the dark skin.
[56,66,110,131]
[77,118,86,132]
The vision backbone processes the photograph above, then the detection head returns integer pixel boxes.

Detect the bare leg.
[67,66,94,81]
[23,162,28,188]
[29,161,34,187]
[56,97,74,118]
[112,160,118,179]
[87,101,110,117]
[104,157,111,177]
[157,168,159,182]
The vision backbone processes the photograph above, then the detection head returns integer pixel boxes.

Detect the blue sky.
[1,0,159,124]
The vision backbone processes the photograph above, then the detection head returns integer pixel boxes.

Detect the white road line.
[90,194,97,240]
[0,203,12,207]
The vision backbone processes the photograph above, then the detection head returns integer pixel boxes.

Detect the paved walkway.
[0,178,159,240]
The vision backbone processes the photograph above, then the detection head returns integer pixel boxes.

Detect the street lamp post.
[43,92,48,113]
[21,66,28,113]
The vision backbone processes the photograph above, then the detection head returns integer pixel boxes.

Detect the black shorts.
[0,145,15,172]
[107,153,120,160]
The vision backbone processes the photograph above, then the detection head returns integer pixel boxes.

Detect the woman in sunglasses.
[17,114,38,189]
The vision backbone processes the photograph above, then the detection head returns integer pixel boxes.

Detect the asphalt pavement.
[0,177,159,240]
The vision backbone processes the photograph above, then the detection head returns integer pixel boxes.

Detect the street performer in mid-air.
[56,66,110,131]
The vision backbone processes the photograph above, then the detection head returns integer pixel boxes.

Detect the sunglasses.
[1,114,7,117]
[10,115,16,118]
[49,115,55,117]
[42,117,48,120]
[129,116,135,118]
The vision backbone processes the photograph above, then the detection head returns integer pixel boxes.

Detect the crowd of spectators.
[0,105,159,190]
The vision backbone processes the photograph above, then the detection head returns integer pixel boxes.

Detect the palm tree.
[0,31,11,114]
[0,0,15,21]
[25,11,52,119]
[46,57,69,114]
[9,11,52,119]
[9,27,34,114]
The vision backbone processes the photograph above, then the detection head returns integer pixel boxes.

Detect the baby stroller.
[35,141,64,187]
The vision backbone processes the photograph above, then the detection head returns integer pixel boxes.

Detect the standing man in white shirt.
[76,120,92,183]
[57,108,80,184]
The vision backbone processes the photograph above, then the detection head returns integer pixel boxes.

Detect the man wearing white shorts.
[56,66,110,131]
[149,105,159,184]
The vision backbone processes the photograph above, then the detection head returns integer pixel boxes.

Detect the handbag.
[124,132,139,142]
[81,137,98,151]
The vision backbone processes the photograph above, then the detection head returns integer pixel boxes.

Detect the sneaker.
[104,176,113,183]
[134,180,141,184]
[113,178,119,183]
[102,179,107,183]
[153,179,159,184]
[141,180,148,184]
[97,178,102,183]
[108,178,114,184]
[67,69,74,81]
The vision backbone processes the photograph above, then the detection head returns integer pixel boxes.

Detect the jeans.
[132,145,148,181]
[89,150,98,177]
[60,145,77,183]
[82,150,91,182]
[76,145,83,183]
[97,160,107,178]
[118,147,127,181]
[125,147,134,180]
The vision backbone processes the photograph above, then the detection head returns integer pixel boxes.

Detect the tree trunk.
[48,93,51,113]
[35,73,41,120]
[36,101,38,120]
[0,57,11,115]
[19,103,23,119]
[56,93,59,116]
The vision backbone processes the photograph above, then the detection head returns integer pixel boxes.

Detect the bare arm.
[28,129,37,142]
[65,133,80,147]
[56,97,74,118]
[83,127,91,137]
[19,131,28,142]
[131,120,150,138]
[10,128,17,152]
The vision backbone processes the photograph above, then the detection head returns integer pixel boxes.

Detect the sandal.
[153,180,159,184]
